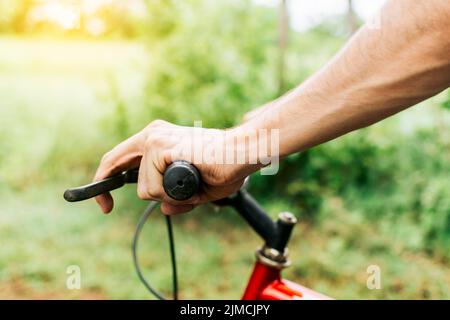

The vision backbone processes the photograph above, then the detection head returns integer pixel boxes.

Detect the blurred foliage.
[441,90,450,110]
[104,0,450,260]
[0,0,448,299]
[140,0,279,128]
[0,0,145,38]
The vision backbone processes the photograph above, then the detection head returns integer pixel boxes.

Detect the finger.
[94,154,140,213]
[93,132,145,213]
[94,131,145,181]
[137,151,169,202]
[161,202,196,215]
[95,192,114,214]
[94,152,141,213]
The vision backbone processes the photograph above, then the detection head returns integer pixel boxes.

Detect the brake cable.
[65,161,200,300]
[132,201,178,300]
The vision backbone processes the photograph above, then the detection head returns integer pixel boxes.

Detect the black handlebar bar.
[214,190,295,252]
[214,191,278,246]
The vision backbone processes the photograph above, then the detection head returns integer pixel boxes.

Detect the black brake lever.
[63,169,139,202]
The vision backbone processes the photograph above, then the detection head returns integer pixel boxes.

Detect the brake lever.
[63,169,139,202]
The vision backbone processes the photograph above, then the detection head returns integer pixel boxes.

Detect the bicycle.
[64,161,330,300]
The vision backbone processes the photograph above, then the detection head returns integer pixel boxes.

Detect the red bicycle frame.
[243,261,330,300]
[215,189,332,300]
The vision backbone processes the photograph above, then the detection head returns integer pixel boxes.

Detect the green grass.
[0,37,448,299]
[2,183,449,299]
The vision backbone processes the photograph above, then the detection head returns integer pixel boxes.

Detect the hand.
[93,120,258,215]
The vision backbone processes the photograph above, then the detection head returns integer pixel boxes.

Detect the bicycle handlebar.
[64,161,295,253]
[214,191,296,252]
[63,161,201,202]
[214,191,278,246]
[163,161,201,201]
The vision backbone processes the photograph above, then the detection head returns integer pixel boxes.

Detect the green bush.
[101,0,449,259]
[140,0,279,128]
[441,90,450,110]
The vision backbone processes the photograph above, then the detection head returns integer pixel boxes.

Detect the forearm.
[240,0,450,158]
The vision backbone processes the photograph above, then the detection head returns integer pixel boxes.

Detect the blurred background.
[0,0,448,299]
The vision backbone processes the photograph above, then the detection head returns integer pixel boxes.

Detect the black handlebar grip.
[163,161,201,201]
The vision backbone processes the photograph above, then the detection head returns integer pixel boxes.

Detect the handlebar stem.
[222,190,297,253]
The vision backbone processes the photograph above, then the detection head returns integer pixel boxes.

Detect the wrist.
[226,120,280,177]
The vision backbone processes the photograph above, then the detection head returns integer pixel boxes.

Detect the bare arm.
[94,0,450,215]
[240,0,450,157]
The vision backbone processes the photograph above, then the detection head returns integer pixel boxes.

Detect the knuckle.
[144,135,156,150]
[148,119,167,128]
[162,149,174,164]
[137,184,160,200]
[145,133,163,149]
[211,175,228,186]
[137,184,149,200]
[206,166,229,186]
[147,189,160,199]
[137,190,147,200]
[98,151,116,174]
[101,151,112,163]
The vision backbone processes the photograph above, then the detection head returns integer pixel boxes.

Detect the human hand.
[93,120,258,215]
